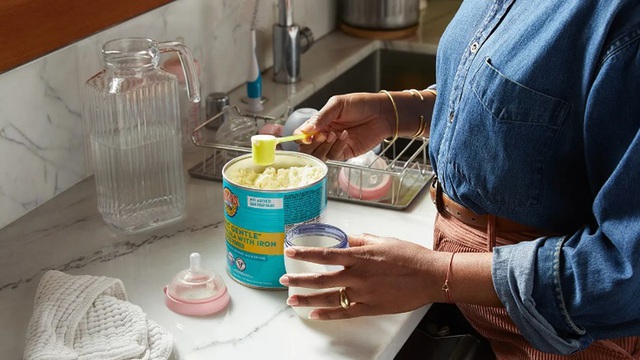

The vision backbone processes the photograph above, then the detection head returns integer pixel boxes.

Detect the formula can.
[222,152,328,289]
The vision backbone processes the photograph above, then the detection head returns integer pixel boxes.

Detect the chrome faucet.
[272,0,314,84]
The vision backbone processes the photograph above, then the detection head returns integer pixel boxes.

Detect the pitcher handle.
[158,41,201,103]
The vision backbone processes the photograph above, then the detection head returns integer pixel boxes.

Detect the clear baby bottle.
[84,38,201,232]
[284,223,349,319]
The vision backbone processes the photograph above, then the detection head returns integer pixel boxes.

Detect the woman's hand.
[279,233,452,320]
[294,93,395,161]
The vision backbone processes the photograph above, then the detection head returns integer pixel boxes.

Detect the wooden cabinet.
[0,0,174,74]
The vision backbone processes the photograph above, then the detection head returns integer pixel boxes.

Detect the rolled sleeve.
[493,237,588,355]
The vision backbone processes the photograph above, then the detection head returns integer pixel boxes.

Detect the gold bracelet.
[412,115,426,137]
[442,252,456,303]
[404,89,428,137]
[425,88,437,97]
[403,88,424,101]
[379,90,399,144]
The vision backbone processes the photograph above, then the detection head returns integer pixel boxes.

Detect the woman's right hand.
[294,92,395,161]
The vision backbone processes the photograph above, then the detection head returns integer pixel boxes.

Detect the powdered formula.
[227,165,324,190]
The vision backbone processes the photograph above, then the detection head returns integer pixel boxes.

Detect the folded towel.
[24,270,173,360]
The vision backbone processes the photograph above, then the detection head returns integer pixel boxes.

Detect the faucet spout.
[272,0,314,84]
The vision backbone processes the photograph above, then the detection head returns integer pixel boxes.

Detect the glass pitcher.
[84,38,201,233]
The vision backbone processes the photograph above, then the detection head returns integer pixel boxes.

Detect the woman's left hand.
[279,233,451,320]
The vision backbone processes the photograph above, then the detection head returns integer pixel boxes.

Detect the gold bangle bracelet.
[379,90,399,144]
[403,88,424,101]
[425,88,437,97]
[412,115,426,137]
[404,89,428,137]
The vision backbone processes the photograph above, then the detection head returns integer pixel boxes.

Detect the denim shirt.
[429,0,640,354]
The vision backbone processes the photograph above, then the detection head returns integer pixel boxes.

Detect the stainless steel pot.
[340,0,420,30]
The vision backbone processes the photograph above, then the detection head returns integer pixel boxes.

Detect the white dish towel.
[24,270,173,360]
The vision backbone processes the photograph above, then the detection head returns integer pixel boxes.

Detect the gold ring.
[339,288,350,310]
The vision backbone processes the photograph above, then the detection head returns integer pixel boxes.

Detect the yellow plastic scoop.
[251,133,308,165]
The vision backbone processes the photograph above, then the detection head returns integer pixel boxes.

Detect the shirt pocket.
[451,57,570,207]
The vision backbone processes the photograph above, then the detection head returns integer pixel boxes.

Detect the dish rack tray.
[188,105,434,210]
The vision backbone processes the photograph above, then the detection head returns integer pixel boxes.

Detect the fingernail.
[286,297,299,306]
[327,132,337,143]
[340,130,348,140]
[308,311,320,320]
[279,275,290,286]
[315,133,327,143]
[299,121,317,133]
[284,247,296,257]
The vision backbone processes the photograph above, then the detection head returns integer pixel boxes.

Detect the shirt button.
[470,42,479,53]
[449,111,455,123]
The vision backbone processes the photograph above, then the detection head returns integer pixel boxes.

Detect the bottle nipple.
[189,252,201,272]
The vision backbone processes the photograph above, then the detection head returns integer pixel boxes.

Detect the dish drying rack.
[188,105,435,210]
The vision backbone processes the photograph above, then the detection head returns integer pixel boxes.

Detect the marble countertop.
[0,1,460,359]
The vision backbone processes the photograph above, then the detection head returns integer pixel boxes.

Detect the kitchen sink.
[296,49,437,109]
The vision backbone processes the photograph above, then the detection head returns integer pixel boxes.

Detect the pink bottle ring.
[164,286,230,316]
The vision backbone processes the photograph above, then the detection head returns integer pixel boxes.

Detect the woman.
[278,1,640,358]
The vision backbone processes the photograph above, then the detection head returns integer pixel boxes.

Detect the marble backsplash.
[0,0,336,230]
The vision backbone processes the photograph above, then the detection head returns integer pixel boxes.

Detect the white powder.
[228,165,324,190]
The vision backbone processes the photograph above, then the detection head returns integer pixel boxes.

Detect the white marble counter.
[0,1,460,359]
[0,176,437,360]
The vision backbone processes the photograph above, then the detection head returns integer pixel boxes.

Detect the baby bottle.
[284,223,349,319]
